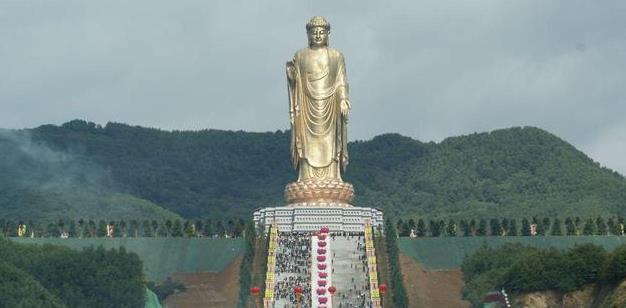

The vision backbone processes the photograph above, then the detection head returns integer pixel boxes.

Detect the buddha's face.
[308,26,329,48]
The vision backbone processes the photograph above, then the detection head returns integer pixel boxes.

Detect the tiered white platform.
[253,205,383,232]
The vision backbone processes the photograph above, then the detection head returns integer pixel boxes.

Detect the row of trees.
[238,221,258,307]
[395,217,626,237]
[0,218,247,238]
[462,243,626,305]
[383,218,409,307]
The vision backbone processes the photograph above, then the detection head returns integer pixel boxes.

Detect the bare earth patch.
[400,253,471,308]
[164,256,241,308]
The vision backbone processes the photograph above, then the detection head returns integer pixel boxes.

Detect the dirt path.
[400,253,470,308]
[164,256,241,308]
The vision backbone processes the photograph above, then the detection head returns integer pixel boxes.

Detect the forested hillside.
[1,120,625,220]
[0,237,145,307]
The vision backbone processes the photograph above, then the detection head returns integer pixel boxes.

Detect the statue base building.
[253,180,383,232]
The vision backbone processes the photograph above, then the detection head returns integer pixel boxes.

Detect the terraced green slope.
[399,236,626,269]
[12,238,244,281]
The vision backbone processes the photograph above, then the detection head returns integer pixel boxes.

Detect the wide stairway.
[269,229,373,308]
[274,232,312,308]
[330,234,371,308]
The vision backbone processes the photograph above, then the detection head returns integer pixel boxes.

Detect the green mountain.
[1,120,625,220]
[0,128,182,222]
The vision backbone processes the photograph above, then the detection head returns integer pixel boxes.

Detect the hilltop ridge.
[0,120,624,220]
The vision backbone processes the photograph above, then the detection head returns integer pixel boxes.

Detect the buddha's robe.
[287,47,349,181]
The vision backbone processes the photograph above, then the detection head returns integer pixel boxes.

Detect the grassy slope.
[398,236,626,269]
[12,237,244,281]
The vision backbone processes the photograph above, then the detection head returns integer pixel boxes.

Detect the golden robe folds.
[287,47,349,181]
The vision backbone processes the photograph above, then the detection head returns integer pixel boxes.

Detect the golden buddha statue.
[286,16,351,182]
[285,16,354,205]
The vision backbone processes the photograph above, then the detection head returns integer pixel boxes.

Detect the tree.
[607,218,616,235]
[407,219,416,235]
[183,220,194,237]
[96,220,107,237]
[501,218,510,236]
[77,219,85,238]
[583,218,595,235]
[165,220,173,237]
[460,219,469,237]
[509,219,518,236]
[542,217,551,235]
[142,220,153,237]
[130,220,139,237]
[87,220,96,237]
[215,220,225,237]
[469,219,477,236]
[157,222,168,237]
[203,219,213,237]
[477,219,487,236]
[68,220,77,237]
[429,220,444,237]
[236,218,246,237]
[46,223,57,237]
[565,217,576,235]
[521,218,531,236]
[172,220,183,237]
[489,218,501,236]
[596,217,607,235]
[446,219,457,237]
[227,219,235,237]
[57,219,65,234]
[399,219,411,237]
[396,219,404,236]
[416,219,426,237]
[151,220,159,236]
[119,219,127,237]
[551,218,562,236]
[195,220,203,237]
[575,217,582,235]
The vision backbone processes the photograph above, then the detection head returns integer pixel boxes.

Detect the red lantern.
[379,283,388,295]
[317,280,327,287]
[320,226,330,233]
[317,248,326,254]
[319,272,328,278]
[293,286,303,295]
[318,241,327,247]
[317,255,326,262]
[250,286,261,296]
[328,286,336,295]
[317,288,326,295]
[317,234,326,240]
[318,297,328,304]
[317,263,327,270]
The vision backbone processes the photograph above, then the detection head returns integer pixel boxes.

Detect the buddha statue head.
[306,16,330,48]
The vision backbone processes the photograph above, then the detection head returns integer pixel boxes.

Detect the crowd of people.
[274,232,312,307]
[270,231,377,307]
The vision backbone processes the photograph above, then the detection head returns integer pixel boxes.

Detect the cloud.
[0,0,625,175]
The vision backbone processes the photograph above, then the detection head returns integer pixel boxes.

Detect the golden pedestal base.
[284,179,354,205]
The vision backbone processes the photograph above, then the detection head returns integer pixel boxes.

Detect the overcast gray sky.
[1,1,625,175]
